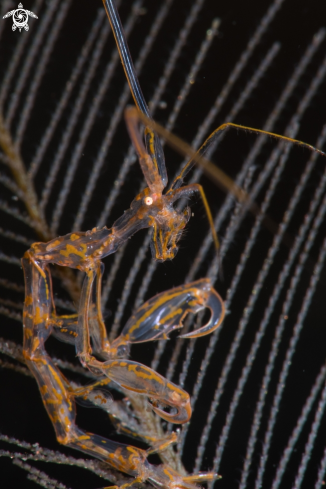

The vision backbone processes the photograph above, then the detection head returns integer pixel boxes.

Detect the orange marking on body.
[51,387,63,401]
[126,447,141,456]
[126,364,164,385]
[25,295,33,306]
[158,307,183,324]
[70,234,80,241]
[117,455,126,464]
[64,416,71,427]
[52,414,60,424]
[29,255,47,279]
[94,394,107,404]
[46,399,61,405]
[31,243,42,252]
[46,239,62,251]
[37,358,48,366]
[45,279,50,301]
[167,382,186,399]
[60,243,87,259]
[102,235,114,248]
[128,290,186,335]
[32,337,40,351]
[48,364,68,398]
[34,306,48,325]
[24,328,33,338]
[78,435,91,440]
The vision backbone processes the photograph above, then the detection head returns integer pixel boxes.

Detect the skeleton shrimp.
[19,2,226,486]
[21,1,326,488]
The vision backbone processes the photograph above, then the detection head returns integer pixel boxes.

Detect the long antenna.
[102,0,167,185]
[102,0,149,117]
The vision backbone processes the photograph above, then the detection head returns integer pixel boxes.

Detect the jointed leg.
[87,261,111,357]
[170,121,326,191]
[21,263,212,486]
[50,261,110,355]
[76,262,112,369]
[22,255,220,487]
[22,256,76,444]
[200,121,326,157]
[22,256,153,476]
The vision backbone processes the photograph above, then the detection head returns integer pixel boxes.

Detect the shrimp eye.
[144,197,153,206]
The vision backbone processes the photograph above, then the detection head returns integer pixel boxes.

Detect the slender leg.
[75,266,100,369]
[74,263,115,368]
[22,257,76,444]
[88,261,111,357]
[50,261,110,355]
[22,257,153,477]
[168,121,326,191]
[22,256,53,357]
[22,255,219,487]
[67,265,191,423]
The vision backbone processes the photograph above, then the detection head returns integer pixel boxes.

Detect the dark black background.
[1,0,326,488]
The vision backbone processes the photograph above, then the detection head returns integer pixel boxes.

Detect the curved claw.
[112,279,225,351]
[179,286,225,339]
[97,359,191,424]
[152,399,191,424]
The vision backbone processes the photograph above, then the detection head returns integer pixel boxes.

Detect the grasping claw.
[111,278,225,350]
[83,360,192,424]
